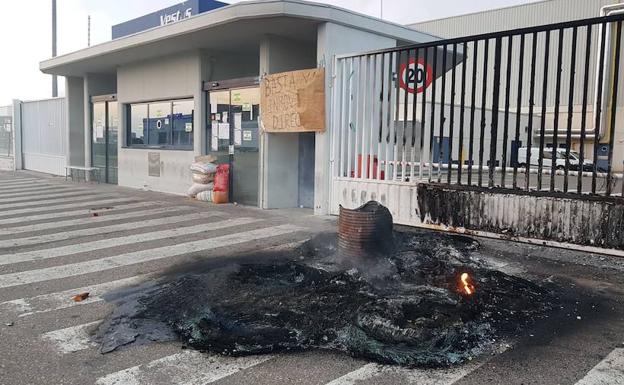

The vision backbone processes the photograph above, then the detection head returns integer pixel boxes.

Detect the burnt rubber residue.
[96,232,557,367]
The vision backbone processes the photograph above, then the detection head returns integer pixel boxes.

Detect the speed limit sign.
[399,58,433,94]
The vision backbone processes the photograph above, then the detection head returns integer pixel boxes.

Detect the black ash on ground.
[96,231,560,367]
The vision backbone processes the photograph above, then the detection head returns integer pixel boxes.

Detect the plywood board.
[260,68,325,133]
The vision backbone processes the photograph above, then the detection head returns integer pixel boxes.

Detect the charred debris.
[96,201,562,367]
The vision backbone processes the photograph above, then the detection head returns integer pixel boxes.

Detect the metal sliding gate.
[330,14,624,252]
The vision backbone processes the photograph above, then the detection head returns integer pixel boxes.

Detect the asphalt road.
[0,171,623,385]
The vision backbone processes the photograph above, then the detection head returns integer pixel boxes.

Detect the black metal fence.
[333,13,624,198]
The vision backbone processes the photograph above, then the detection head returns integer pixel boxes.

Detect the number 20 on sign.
[399,58,433,94]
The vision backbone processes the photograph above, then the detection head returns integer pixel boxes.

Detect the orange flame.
[460,273,475,295]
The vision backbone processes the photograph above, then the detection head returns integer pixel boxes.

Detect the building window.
[172,99,194,147]
[129,104,147,145]
[126,98,193,149]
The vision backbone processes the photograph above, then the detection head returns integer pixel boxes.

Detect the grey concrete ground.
[0,170,623,385]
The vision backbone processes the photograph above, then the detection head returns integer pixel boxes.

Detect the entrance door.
[208,87,260,205]
[92,96,118,184]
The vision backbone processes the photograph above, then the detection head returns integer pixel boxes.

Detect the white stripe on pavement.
[1,275,149,317]
[0,185,81,198]
[0,197,136,219]
[96,351,273,385]
[0,190,99,204]
[0,211,221,249]
[0,182,52,190]
[0,201,152,226]
[325,360,484,385]
[0,184,66,193]
[0,224,303,288]
[0,193,119,210]
[41,321,100,354]
[0,217,261,265]
[0,205,194,236]
[575,348,624,385]
[0,179,43,187]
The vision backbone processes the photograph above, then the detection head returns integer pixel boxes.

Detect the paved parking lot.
[0,171,623,385]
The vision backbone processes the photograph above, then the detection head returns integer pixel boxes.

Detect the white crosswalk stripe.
[41,321,100,354]
[0,217,261,265]
[0,211,220,248]
[0,179,43,187]
[0,182,57,191]
[0,189,100,204]
[324,361,484,385]
[0,192,119,210]
[0,201,149,226]
[0,205,195,235]
[95,351,274,385]
[0,197,136,219]
[0,185,79,197]
[0,184,66,193]
[0,224,303,288]
[0,275,149,317]
[575,348,624,385]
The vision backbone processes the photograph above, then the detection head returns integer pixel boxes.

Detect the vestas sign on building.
[112,0,228,39]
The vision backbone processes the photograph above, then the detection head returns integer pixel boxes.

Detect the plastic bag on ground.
[196,190,212,202]
[192,173,214,184]
[187,183,214,198]
[190,162,217,175]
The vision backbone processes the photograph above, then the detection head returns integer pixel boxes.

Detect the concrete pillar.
[258,35,317,209]
[11,99,22,170]
[83,76,92,169]
[194,51,205,157]
[65,76,85,168]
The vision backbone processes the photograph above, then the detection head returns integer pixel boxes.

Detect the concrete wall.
[117,52,200,194]
[66,76,85,168]
[20,98,67,176]
[259,35,317,209]
[317,22,398,215]
[332,178,624,254]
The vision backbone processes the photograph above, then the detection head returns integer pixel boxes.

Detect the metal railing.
[332,14,624,197]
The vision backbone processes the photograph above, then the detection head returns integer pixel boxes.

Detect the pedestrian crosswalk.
[575,349,624,385]
[0,174,622,385]
[96,351,274,385]
[41,321,100,354]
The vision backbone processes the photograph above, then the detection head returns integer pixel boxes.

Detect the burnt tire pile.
[97,231,556,367]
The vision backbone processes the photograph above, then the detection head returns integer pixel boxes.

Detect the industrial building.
[34,0,436,214]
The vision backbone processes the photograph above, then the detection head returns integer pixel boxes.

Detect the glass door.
[91,97,118,184]
[92,101,107,182]
[107,102,118,184]
[208,87,260,206]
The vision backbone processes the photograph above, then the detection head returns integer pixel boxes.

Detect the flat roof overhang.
[40,0,439,77]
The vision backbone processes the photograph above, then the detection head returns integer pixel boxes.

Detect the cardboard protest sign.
[260,68,325,133]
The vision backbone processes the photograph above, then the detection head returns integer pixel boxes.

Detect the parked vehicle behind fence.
[517,147,596,172]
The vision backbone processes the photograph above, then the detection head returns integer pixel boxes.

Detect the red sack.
[214,164,230,192]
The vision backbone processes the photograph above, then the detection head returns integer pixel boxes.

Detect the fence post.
[11,99,22,172]
[489,37,503,188]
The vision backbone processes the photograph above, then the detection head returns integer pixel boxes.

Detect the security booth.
[39,0,436,213]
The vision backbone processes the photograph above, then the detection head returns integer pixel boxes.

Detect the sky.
[0,0,541,105]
